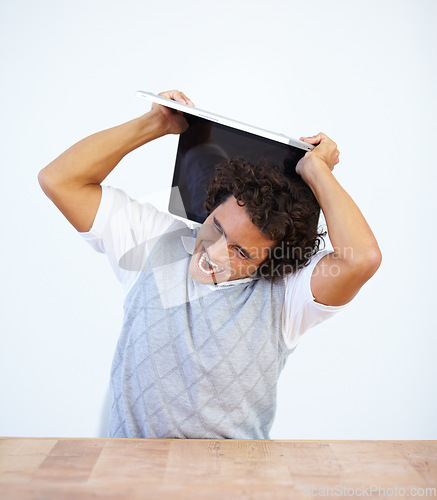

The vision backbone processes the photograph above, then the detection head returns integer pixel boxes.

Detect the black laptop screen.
[169,114,307,223]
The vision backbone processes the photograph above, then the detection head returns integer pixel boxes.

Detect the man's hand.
[150,90,195,136]
[295,133,340,185]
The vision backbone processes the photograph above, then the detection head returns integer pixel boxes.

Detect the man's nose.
[205,235,229,263]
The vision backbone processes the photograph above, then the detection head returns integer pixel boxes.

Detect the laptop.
[136,91,314,224]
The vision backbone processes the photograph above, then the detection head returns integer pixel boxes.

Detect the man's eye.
[234,247,248,259]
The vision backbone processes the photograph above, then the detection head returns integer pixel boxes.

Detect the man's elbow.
[38,168,51,196]
[38,166,65,199]
[352,247,382,282]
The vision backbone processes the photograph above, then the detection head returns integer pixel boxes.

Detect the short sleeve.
[78,185,175,295]
[282,250,349,349]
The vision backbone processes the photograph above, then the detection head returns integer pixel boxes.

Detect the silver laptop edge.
[136,91,314,151]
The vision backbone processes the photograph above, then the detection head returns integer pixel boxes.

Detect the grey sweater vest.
[109,219,295,439]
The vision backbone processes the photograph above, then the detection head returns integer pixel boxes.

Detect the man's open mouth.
[197,249,226,276]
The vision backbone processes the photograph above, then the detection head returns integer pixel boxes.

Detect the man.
[38,90,382,439]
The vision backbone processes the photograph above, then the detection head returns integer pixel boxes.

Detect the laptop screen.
[169,114,307,223]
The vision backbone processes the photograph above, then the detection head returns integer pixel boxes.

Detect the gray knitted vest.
[109,219,295,439]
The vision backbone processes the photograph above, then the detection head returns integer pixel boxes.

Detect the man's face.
[189,196,277,285]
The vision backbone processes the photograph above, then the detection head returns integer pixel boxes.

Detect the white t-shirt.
[79,185,348,349]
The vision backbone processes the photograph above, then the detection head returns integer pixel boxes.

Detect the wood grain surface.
[0,438,436,499]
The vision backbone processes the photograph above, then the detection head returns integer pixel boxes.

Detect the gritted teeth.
[204,252,219,267]
[198,251,225,275]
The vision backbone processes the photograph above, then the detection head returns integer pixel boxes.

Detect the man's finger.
[300,133,328,145]
[159,90,189,106]
[300,136,320,145]
[180,91,195,107]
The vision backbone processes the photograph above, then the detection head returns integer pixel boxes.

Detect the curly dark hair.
[204,157,326,282]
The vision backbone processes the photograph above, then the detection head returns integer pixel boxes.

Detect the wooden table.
[0,438,436,499]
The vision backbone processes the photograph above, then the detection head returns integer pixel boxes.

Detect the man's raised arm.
[38,90,194,232]
[296,133,382,307]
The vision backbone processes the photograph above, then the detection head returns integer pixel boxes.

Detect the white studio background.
[0,0,436,439]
